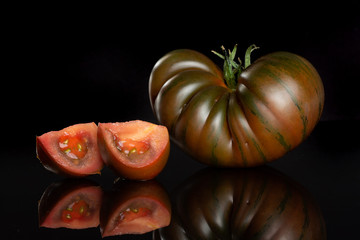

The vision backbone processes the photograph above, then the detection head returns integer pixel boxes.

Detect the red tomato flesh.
[97,120,170,180]
[58,133,88,162]
[114,135,150,156]
[36,123,103,177]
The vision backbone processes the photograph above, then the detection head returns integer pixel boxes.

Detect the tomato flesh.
[59,132,88,163]
[114,136,150,156]
[61,199,90,223]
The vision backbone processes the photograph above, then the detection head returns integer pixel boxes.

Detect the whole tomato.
[149,45,324,167]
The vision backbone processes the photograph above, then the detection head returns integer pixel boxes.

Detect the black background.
[2,2,360,239]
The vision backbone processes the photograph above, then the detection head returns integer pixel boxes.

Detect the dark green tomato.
[153,167,326,240]
[149,49,324,167]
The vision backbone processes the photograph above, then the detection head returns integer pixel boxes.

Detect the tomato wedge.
[38,179,103,229]
[36,122,103,177]
[97,120,170,180]
[100,180,171,237]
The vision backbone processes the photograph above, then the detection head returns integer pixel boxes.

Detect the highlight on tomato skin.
[100,179,171,237]
[97,120,170,180]
[36,122,104,177]
[38,179,103,229]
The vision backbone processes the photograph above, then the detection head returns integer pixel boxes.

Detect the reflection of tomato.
[61,199,89,223]
[154,167,326,239]
[36,123,103,176]
[100,179,171,237]
[38,179,103,229]
[97,120,170,180]
[149,47,324,167]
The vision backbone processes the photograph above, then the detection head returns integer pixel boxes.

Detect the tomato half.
[38,179,103,229]
[36,122,103,176]
[100,179,171,237]
[149,46,324,167]
[97,120,170,180]
[154,167,326,240]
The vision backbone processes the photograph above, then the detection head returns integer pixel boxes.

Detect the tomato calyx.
[212,44,259,90]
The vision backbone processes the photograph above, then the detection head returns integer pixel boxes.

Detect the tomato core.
[113,136,150,156]
[117,207,151,223]
[59,132,88,162]
[61,199,90,223]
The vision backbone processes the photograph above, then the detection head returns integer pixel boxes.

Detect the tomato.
[38,179,103,229]
[97,120,170,180]
[149,45,324,167]
[100,179,171,237]
[36,122,103,176]
[154,167,326,240]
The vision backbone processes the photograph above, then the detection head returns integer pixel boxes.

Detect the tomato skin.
[149,49,324,167]
[154,167,326,240]
[97,121,170,180]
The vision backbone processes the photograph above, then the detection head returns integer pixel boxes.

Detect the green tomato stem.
[244,44,260,68]
[212,44,259,90]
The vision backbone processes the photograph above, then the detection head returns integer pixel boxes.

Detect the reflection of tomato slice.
[38,179,103,229]
[97,120,170,180]
[100,179,171,237]
[36,122,103,177]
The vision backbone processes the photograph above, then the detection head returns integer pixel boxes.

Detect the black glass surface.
[2,120,359,239]
[3,5,359,239]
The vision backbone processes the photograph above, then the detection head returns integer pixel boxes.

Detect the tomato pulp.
[58,133,88,163]
[36,122,103,176]
[97,120,170,180]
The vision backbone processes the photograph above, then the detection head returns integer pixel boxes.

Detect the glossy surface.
[149,50,324,167]
[2,120,360,239]
[154,167,326,239]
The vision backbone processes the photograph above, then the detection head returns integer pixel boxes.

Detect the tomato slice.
[98,120,170,180]
[36,122,103,177]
